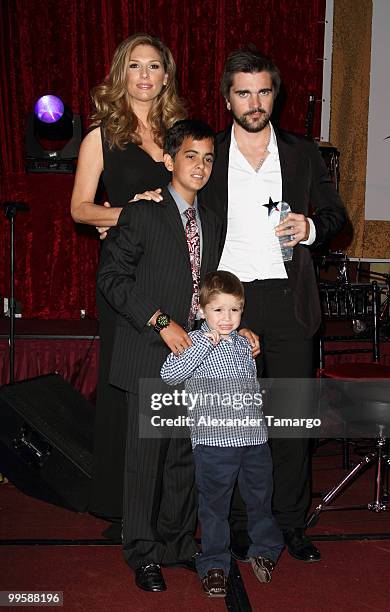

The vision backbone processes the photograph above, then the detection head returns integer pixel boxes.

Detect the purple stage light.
[34,95,64,124]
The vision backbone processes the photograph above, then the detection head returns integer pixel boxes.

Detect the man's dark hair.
[220,47,281,99]
[164,119,215,158]
[200,271,245,308]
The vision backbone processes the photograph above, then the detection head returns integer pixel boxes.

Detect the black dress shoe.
[135,563,167,592]
[283,528,321,562]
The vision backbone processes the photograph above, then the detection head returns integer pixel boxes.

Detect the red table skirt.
[0,337,99,403]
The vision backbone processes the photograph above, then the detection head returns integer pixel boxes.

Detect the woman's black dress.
[89,132,171,519]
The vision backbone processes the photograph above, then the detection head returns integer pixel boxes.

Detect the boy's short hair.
[164,119,215,159]
[200,271,245,308]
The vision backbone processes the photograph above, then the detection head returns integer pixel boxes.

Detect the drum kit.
[314,251,390,340]
[303,94,390,339]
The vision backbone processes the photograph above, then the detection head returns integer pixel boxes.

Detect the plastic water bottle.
[278,201,293,262]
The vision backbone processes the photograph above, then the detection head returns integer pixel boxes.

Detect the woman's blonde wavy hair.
[91,33,186,150]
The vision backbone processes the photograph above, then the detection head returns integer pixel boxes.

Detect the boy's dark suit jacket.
[200,127,347,337]
[97,186,223,393]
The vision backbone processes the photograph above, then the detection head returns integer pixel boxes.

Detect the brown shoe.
[201,568,227,597]
[250,556,275,583]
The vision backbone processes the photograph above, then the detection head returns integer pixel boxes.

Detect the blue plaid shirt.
[160,321,267,447]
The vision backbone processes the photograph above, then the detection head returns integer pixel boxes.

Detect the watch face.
[156,313,170,328]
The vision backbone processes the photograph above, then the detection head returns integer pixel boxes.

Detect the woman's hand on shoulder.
[130,188,163,203]
[98,186,164,239]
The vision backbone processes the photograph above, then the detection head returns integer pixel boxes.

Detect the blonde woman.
[71,34,186,526]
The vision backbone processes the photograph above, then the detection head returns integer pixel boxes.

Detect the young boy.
[97,120,224,592]
[161,271,284,597]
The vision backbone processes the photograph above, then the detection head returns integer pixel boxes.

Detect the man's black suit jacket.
[97,187,223,393]
[200,126,346,337]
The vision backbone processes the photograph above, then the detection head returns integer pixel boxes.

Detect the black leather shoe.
[135,563,167,592]
[283,528,321,562]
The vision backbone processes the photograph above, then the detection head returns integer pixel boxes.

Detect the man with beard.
[200,48,346,563]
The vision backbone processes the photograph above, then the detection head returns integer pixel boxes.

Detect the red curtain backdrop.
[0,0,325,319]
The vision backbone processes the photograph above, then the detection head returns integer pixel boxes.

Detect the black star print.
[263,197,280,216]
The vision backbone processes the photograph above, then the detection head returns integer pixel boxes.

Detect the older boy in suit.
[98,120,223,592]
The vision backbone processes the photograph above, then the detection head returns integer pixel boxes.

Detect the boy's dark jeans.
[194,443,284,578]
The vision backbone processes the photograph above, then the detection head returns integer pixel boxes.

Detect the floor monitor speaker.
[0,374,94,512]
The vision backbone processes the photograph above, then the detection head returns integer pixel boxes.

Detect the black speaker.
[0,374,94,512]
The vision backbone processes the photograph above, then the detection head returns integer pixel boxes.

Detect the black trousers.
[90,293,128,519]
[231,280,314,534]
[122,392,198,569]
[194,444,283,578]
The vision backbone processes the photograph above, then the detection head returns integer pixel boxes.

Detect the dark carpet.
[1,443,389,611]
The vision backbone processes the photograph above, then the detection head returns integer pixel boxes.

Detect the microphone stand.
[3,201,29,384]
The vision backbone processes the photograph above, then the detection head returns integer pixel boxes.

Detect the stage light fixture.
[35,95,64,123]
[25,95,82,173]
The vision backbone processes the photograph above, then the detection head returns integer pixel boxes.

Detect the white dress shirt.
[218,123,315,282]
